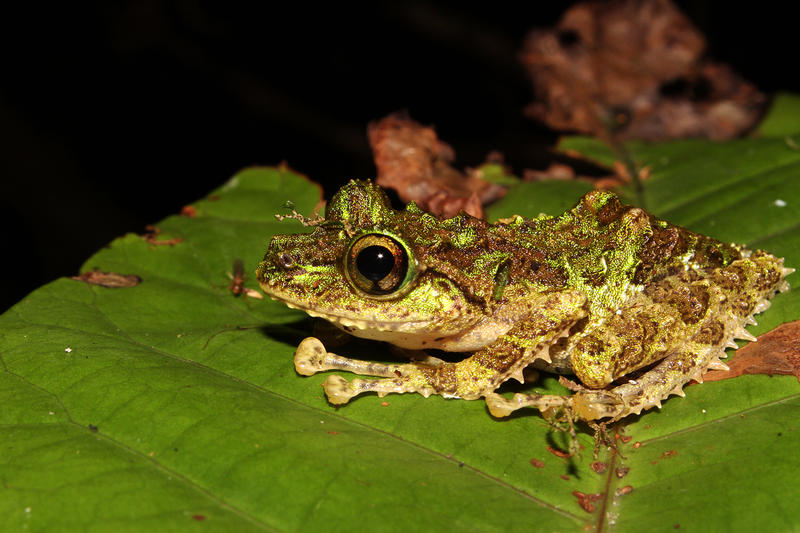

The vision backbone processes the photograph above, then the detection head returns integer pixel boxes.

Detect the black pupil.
[356,245,395,282]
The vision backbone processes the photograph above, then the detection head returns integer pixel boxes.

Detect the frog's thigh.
[572,342,728,421]
[486,343,722,421]
[572,253,790,389]
[573,254,793,420]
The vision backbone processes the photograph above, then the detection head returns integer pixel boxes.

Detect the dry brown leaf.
[521,0,766,141]
[368,114,506,218]
[703,321,800,383]
[72,271,142,288]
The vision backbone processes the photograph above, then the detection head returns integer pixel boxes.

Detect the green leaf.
[487,180,594,222]
[3,132,800,532]
[476,162,521,186]
[757,92,800,137]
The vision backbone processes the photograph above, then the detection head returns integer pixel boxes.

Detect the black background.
[2,2,797,312]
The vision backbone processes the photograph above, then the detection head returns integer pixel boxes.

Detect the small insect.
[228,259,263,299]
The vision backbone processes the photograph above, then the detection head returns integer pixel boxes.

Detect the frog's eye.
[345,234,413,296]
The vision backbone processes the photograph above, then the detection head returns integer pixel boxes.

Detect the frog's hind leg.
[576,251,794,422]
[484,391,572,418]
[488,252,793,422]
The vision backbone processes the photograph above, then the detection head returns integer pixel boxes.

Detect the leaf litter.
[368,113,507,218]
[703,320,800,383]
[520,0,766,142]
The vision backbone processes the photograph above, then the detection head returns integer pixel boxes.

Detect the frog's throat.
[281,299,433,331]
[264,290,497,351]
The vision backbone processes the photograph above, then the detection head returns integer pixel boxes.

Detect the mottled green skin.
[257,180,790,421]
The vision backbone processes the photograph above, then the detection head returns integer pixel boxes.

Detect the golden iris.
[345,234,413,296]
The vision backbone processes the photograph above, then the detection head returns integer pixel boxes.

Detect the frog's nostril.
[278,253,296,268]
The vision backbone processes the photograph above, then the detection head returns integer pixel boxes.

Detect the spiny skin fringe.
[707,358,730,372]
[603,263,793,422]
[734,327,758,342]
[669,386,686,398]
[754,300,771,313]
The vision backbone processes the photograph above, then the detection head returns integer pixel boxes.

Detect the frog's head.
[257,180,487,348]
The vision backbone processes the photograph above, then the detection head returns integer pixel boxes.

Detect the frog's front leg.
[294,337,446,401]
[297,334,567,405]
[294,291,587,405]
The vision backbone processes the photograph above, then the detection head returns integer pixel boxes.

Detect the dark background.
[2,2,797,313]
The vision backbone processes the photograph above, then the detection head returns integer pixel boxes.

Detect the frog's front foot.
[321,375,359,404]
[571,390,625,421]
[322,375,437,405]
[484,392,572,418]
[294,337,409,378]
[484,389,627,423]
[294,337,328,376]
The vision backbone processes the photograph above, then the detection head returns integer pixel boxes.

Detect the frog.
[256,180,792,425]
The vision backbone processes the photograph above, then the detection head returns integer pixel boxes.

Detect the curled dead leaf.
[521,0,765,141]
[368,114,507,218]
[703,320,800,383]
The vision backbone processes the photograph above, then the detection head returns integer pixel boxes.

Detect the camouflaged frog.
[257,180,792,423]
